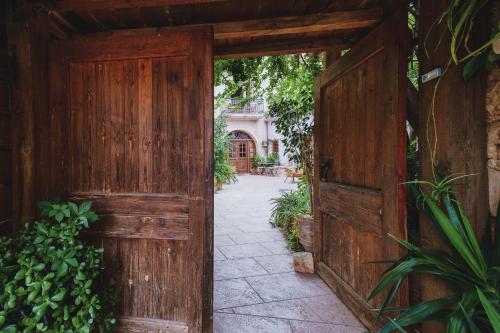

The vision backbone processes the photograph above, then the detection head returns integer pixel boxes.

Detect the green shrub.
[266,152,279,166]
[270,181,310,251]
[0,201,116,333]
[214,114,237,188]
[370,175,500,333]
[252,154,264,168]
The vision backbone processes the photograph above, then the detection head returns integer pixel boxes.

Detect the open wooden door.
[313,12,409,330]
[48,27,213,332]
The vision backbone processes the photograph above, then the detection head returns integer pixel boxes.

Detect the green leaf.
[379,294,459,333]
[477,288,500,333]
[51,290,66,302]
[422,193,486,281]
[65,258,78,268]
[32,263,45,272]
[462,50,488,81]
[55,212,64,222]
[68,202,79,215]
[79,201,92,214]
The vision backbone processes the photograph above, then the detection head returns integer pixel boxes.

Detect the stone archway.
[228,130,256,174]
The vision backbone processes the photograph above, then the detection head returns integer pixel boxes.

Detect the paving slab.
[214,247,227,261]
[246,272,332,302]
[253,254,294,274]
[214,278,263,310]
[214,313,292,333]
[218,243,272,259]
[289,321,365,333]
[233,295,363,327]
[214,235,237,246]
[214,258,268,280]
[260,240,292,254]
[228,232,276,244]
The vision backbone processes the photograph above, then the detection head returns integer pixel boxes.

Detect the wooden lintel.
[214,8,382,39]
[34,0,226,11]
[215,37,347,59]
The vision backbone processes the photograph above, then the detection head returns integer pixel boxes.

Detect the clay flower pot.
[295,214,314,252]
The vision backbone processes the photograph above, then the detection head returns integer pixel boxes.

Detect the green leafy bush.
[270,181,310,251]
[0,201,116,333]
[266,152,279,166]
[214,114,237,189]
[252,154,264,168]
[370,175,500,333]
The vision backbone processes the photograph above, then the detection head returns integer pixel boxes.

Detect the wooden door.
[229,139,255,173]
[313,12,409,331]
[48,27,213,332]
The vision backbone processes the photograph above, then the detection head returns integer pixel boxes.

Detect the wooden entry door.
[49,27,213,332]
[313,13,408,331]
[229,139,255,173]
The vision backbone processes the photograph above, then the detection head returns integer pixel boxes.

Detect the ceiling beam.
[215,37,348,59]
[214,8,382,39]
[35,0,226,11]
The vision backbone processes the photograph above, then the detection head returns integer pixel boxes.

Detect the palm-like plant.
[369,175,500,332]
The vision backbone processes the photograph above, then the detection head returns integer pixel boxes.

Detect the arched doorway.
[228,130,256,173]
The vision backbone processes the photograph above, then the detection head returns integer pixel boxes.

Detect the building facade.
[219,98,290,173]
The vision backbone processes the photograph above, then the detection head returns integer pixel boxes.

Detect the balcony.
[225,98,265,114]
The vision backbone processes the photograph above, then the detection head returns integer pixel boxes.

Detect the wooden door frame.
[313,10,409,330]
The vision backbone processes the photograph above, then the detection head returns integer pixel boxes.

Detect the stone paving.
[213,175,366,333]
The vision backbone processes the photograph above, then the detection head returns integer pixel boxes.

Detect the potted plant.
[294,214,314,253]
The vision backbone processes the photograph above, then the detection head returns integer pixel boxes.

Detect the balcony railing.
[225,98,265,114]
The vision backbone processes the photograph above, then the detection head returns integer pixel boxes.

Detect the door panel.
[314,12,408,331]
[49,27,213,332]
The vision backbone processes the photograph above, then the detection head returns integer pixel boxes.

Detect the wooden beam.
[214,8,382,39]
[35,0,226,11]
[215,36,347,59]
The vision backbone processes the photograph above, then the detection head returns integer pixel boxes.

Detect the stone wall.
[487,3,500,216]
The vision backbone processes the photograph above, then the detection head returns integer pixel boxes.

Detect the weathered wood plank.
[114,316,188,333]
[83,215,188,240]
[69,192,189,216]
[39,0,225,11]
[214,9,382,39]
[215,36,347,59]
[66,31,191,62]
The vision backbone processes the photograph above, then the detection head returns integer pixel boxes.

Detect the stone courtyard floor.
[213,175,366,333]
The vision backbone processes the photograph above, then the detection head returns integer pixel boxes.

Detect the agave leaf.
[476,288,500,333]
[388,234,477,288]
[422,193,486,281]
[449,0,476,64]
[386,318,408,333]
[458,302,482,333]
[376,276,405,320]
[452,198,487,272]
[379,294,460,333]
[368,258,428,301]
[447,292,479,333]
[494,202,500,266]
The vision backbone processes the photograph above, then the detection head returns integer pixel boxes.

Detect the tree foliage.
[214,114,237,189]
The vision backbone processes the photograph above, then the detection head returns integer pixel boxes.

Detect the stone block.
[293,252,314,273]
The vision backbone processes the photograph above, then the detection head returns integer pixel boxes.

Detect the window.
[239,143,247,158]
[272,140,279,154]
[230,143,238,158]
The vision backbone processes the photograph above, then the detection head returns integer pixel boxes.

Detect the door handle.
[320,159,331,182]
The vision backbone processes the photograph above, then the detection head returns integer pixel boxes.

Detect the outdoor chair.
[284,168,303,183]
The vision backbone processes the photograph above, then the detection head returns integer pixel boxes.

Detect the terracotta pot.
[295,214,314,252]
